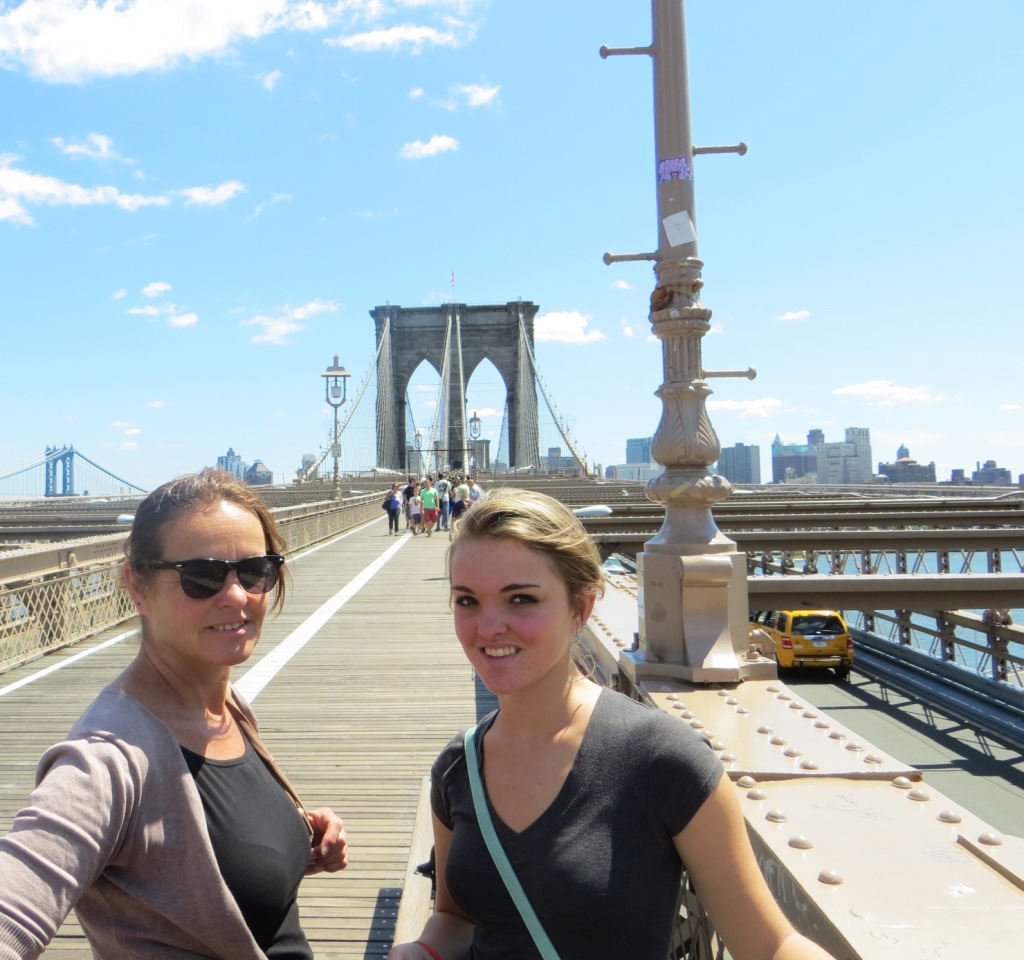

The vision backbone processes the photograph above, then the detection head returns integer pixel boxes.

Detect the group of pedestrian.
[384,473,484,540]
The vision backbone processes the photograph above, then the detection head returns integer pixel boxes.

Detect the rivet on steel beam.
[672,702,686,710]
[800,760,819,770]
[721,752,737,762]
[938,810,962,824]
[770,736,788,746]
[681,710,695,719]
[789,835,814,850]
[717,690,729,697]
[711,740,726,751]
[757,725,774,735]
[737,776,757,788]
[767,685,780,692]
[978,833,1003,846]
[907,788,931,802]
[667,694,679,701]
[828,730,847,741]
[777,692,792,701]
[801,711,818,719]
[747,788,766,800]
[864,754,884,764]
[818,870,844,886]
[783,747,802,758]
[845,742,866,753]
[725,696,739,705]
[813,720,830,729]
[689,719,705,729]
[699,732,713,743]
[788,702,803,710]
[736,706,750,715]
[892,777,913,790]
[766,809,788,823]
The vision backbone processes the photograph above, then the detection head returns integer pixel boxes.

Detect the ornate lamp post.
[322,355,350,499]
[602,1,771,684]
[468,411,482,472]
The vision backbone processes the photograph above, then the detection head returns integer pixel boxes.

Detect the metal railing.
[0,493,382,674]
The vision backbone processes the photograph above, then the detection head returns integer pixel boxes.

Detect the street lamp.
[322,355,350,499]
[469,411,481,441]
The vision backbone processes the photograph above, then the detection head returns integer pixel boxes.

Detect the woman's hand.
[386,942,436,959]
[305,807,349,874]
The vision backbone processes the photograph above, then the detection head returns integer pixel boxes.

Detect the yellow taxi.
[749,609,853,679]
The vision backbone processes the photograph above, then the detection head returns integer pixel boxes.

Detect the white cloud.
[52,132,133,162]
[620,318,635,337]
[0,0,332,83]
[122,427,142,436]
[109,420,135,428]
[142,281,171,297]
[399,135,458,159]
[241,298,338,344]
[454,82,499,107]
[127,304,175,316]
[168,312,198,327]
[471,406,498,417]
[261,68,282,90]
[409,86,424,98]
[111,288,127,299]
[777,309,811,322]
[999,403,1020,411]
[177,181,246,206]
[706,398,784,418]
[535,310,605,344]
[118,441,140,451]
[148,399,168,408]
[0,153,169,225]
[290,298,338,319]
[832,380,945,407]
[327,24,459,53]
[414,384,435,392]
[611,279,633,290]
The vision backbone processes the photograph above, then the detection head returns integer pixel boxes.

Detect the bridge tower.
[44,445,75,497]
[370,302,541,473]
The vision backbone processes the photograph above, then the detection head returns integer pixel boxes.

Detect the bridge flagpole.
[603,0,771,684]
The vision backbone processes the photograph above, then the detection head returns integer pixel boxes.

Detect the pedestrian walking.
[419,479,439,538]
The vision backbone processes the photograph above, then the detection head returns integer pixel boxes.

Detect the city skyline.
[2,2,1022,490]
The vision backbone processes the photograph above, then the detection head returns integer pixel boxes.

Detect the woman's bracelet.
[415,941,444,960]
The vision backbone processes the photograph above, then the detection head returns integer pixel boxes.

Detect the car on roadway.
[749,609,853,680]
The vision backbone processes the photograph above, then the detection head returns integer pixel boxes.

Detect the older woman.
[390,488,835,960]
[0,471,348,960]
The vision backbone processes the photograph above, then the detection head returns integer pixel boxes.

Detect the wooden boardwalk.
[0,515,493,959]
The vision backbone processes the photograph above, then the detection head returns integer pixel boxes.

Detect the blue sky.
[1,0,1022,491]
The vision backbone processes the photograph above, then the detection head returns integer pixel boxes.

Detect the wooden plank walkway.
[0,515,494,959]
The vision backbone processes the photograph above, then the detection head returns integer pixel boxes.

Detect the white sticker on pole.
[663,210,697,247]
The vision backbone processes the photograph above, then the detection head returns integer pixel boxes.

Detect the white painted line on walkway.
[236,533,410,702]
[0,515,394,699]
[0,630,137,699]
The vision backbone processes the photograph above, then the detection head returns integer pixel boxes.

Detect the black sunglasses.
[136,555,285,600]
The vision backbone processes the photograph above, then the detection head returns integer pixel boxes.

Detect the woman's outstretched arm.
[674,777,837,960]
[387,815,475,960]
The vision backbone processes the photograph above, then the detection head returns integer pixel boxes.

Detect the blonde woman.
[390,488,834,960]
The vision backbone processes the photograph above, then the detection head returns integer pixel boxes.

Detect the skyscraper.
[718,443,761,484]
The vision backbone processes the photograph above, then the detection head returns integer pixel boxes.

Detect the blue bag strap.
[463,726,562,960]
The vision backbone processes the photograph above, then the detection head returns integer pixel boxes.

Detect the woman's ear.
[573,589,597,627]
[122,562,148,613]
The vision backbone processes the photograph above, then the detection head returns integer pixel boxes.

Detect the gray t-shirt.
[431,688,723,960]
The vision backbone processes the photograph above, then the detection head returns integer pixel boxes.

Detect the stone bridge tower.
[370,301,541,472]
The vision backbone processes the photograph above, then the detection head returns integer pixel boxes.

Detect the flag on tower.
[450,271,455,286]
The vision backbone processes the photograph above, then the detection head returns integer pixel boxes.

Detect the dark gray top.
[183,739,312,959]
[431,687,723,960]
